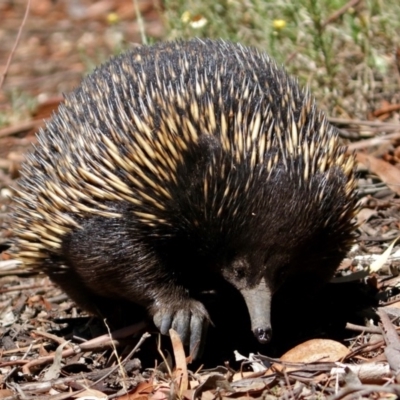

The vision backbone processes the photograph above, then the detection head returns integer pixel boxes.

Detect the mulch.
[2,1,400,399]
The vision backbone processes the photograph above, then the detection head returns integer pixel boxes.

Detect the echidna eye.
[234,267,246,279]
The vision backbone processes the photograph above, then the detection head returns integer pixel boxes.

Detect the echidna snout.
[9,39,358,358]
[240,278,273,344]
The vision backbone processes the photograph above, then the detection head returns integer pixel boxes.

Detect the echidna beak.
[239,277,273,344]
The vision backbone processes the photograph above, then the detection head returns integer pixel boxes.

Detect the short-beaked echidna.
[10,39,358,358]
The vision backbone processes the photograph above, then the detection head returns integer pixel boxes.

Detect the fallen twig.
[0,0,31,90]
[322,0,362,28]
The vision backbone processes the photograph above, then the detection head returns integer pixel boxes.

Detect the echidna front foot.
[152,299,210,358]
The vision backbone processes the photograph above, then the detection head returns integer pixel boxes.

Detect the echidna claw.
[172,309,191,343]
[158,314,172,335]
[190,314,209,358]
[152,300,209,359]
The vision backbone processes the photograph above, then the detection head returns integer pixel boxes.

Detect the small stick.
[0,0,31,90]
[322,0,362,28]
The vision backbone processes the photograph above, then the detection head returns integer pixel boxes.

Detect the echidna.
[10,39,358,358]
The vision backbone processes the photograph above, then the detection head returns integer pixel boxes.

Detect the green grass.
[0,89,37,129]
[2,1,399,127]
[162,0,400,118]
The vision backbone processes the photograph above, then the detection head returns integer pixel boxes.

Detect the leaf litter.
[2,1,400,399]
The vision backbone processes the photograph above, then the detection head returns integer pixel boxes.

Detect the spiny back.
[12,39,357,270]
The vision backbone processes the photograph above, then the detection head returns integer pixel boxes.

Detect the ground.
[2,1,400,399]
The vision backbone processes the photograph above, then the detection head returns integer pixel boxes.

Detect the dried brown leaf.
[43,341,70,381]
[116,382,154,400]
[73,388,107,399]
[280,339,349,364]
[0,389,14,399]
[356,153,400,196]
[169,328,189,391]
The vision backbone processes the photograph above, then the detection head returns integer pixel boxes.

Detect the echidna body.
[11,39,357,357]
